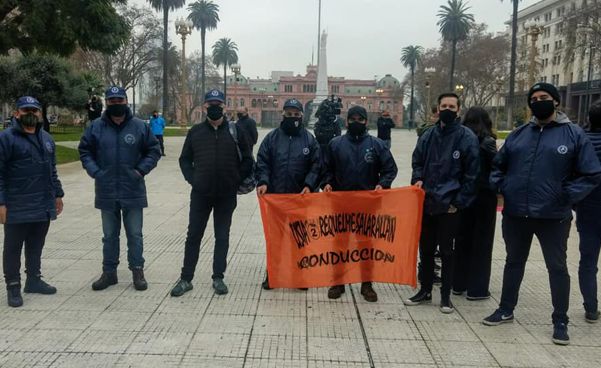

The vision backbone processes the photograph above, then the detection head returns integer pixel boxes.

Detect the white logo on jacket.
[124,134,136,145]
[302,147,310,155]
[364,148,375,163]
[453,150,461,159]
[557,145,568,155]
[45,141,53,153]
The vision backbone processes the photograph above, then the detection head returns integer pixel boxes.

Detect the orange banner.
[258,187,424,289]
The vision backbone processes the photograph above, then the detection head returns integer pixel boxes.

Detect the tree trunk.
[410,65,415,124]
[223,64,227,100]
[507,0,519,129]
[162,8,169,123]
[201,27,206,102]
[449,39,457,91]
[42,104,50,132]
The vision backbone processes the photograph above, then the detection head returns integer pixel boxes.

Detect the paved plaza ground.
[0,129,599,368]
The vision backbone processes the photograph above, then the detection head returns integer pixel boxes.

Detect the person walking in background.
[149,111,166,156]
[376,110,395,149]
[575,101,601,323]
[452,107,497,300]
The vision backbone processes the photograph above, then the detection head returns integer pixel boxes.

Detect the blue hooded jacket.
[491,113,601,219]
[0,118,64,224]
[411,118,480,215]
[255,127,321,193]
[149,115,165,136]
[79,109,161,210]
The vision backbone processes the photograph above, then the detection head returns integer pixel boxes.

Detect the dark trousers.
[180,191,237,282]
[155,135,165,155]
[453,191,497,297]
[3,221,50,284]
[499,215,571,324]
[419,212,460,297]
[576,207,601,313]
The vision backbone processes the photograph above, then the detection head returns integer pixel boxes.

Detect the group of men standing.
[1,82,601,346]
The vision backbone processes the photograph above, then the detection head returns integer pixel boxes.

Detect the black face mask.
[348,122,367,137]
[106,104,128,117]
[281,117,302,136]
[439,109,457,125]
[237,113,246,120]
[153,114,158,118]
[19,113,39,128]
[530,100,555,120]
[207,105,224,121]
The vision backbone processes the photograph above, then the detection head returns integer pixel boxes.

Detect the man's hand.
[257,185,268,195]
[375,185,383,191]
[448,204,458,214]
[56,198,64,216]
[323,184,333,192]
[0,205,6,224]
[300,186,311,194]
[414,181,423,189]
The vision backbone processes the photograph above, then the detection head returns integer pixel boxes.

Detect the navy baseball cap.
[105,86,127,99]
[16,96,41,110]
[283,98,303,112]
[205,89,225,103]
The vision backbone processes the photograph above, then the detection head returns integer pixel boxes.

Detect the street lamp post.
[578,25,597,121]
[455,84,465,100]
[375,88,384,112]
[494,77,504,131]
[153,76,161,112]
[525,20,543,120]
[175,18,193,127]
[424,67,436,122]
[231,64,241,116]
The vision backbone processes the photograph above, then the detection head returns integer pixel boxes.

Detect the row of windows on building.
[281,84,370,95]
[222,98,397,111]
[539,74,561,85]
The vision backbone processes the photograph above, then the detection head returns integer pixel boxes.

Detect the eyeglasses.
[283,112,302,118]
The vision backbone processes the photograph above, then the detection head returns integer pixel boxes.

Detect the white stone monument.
[309,31,329,127]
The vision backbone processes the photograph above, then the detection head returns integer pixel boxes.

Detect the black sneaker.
[212,278,229,295]
[466,292,491,301]
[132,268,147,291]
[482,309,514,326]
[552,322,570,345]
[170,279,193,297]
[261,276,272,290]
[6,282,23,308]
[24,275,57,294]
[440,295,454,313]
[92,272,118,291]
[327,285,345,299]
[452,289,465,296]
[585,310,600,323]
[404,289,432,306]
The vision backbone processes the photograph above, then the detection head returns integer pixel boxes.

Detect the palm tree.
[502,0,521,128]
[187,0,220,99]
[437,0,475,91]
[212,38,238,99]
[401,45,424,124]
[147,0,186,120]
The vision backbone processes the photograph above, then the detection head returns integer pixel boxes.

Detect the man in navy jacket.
[482,83,601,345]
[256,98,321,290]
[405,93,480,314]
[79,86,161,292]
[322,105,398,302]
[0,96,64,307]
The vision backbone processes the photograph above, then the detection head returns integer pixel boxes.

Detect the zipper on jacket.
[286,135,293,191]
[525,126,544,217]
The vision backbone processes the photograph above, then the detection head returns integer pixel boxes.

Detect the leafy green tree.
[401,45,424,123]
[0,54,98,131]
[188,0,220,99]
[437,0,475,90]
[0,0,129,56]
[147,0,187,120]
[212,38,238,99]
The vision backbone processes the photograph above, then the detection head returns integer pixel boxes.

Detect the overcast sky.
[132,0,540,82]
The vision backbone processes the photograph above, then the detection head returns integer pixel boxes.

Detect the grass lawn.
[56,145,80,165]
[497,131,510,140]
[163,127,189,136]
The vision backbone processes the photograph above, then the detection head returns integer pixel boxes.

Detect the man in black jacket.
[482,83,601,345]
[171,89,253,297]
[322,105,398,302]
[0,96,64,307]
[376,111,395,148]
[256,98,321,289]
[236,107,258,149]
[405,93,480,314]
[79,86,161,292]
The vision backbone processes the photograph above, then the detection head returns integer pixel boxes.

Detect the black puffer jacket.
[179,119,253,196]
[411,118,480,215]
[476,135,498,192]
[255,127,321,193]
[491,113,601,219]
[0,119,64,224]
[323,132,398,191]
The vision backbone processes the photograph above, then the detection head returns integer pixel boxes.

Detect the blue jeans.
[101,206,144,272]
[576,208,601,313]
